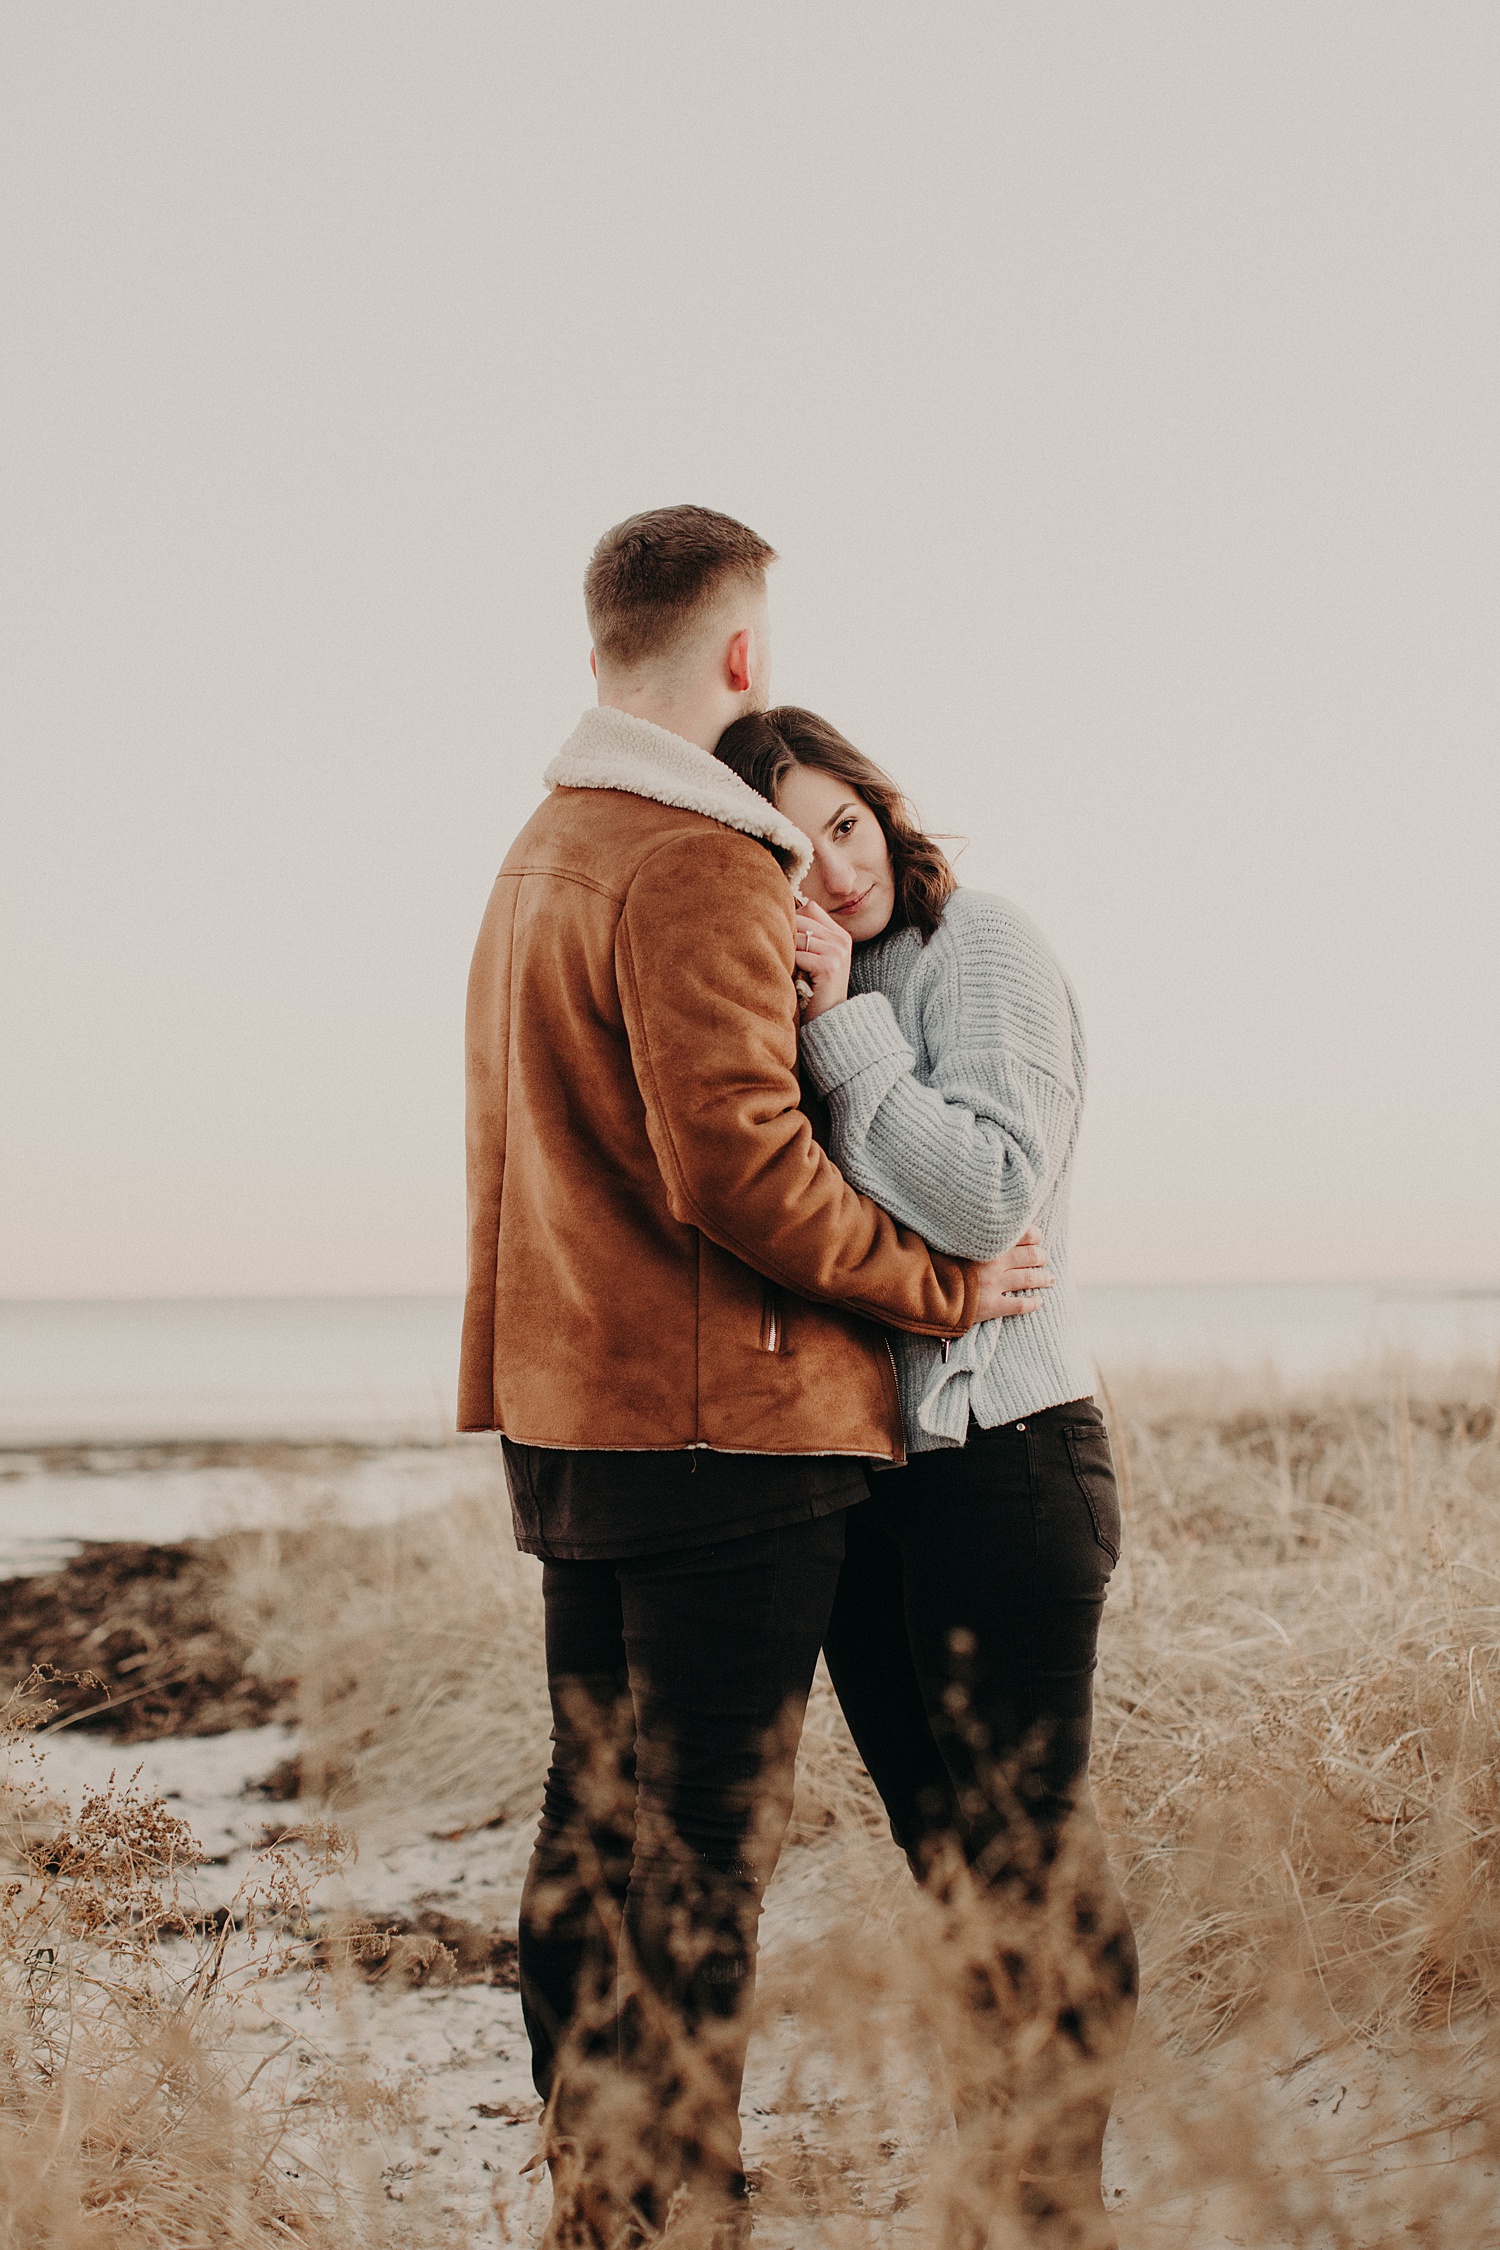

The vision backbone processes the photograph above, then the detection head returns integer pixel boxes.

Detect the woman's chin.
[846,900,895,944]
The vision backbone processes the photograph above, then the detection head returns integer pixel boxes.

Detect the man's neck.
[596,682,723,756]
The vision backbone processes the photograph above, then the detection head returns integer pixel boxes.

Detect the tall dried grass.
[0,1674,428,2249]
[1096,1361,1500,2051]
[235,1361,1500,2241]
[232,1484,549,1828]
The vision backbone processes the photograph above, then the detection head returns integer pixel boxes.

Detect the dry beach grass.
[5,1359,1499,2244]
[0,1670,422,2249]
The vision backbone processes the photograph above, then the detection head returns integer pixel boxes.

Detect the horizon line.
[4,1279,1499,1309]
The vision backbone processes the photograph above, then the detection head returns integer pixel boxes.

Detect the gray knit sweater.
[798,888,1096,1450]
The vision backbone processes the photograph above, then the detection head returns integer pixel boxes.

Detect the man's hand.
[973,1227,1053,1321]
[794,896,854,1022]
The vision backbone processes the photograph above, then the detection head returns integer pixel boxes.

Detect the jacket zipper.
[879,1336,907,1464]
[759,1286,782,1353]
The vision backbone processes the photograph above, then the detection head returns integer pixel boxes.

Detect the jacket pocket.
[759,1284,783,1353]
[1063,1418,1122,1561]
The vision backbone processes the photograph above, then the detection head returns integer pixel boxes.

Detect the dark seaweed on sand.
[0,1541,292,1740]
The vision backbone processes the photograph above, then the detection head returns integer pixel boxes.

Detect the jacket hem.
[484,1430,897,1460]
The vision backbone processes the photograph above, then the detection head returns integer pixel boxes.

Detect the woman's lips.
[830,886,874,917]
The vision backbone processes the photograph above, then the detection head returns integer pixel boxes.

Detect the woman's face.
[775,763,896,943]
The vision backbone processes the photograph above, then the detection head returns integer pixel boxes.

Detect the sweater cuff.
[799,990,912,1093]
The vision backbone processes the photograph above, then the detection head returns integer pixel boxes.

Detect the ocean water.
[1078,1281,1500,1390]
[2,1284,1497,1450]
[1,1295,464,1447]
[1,1286,1495,1575]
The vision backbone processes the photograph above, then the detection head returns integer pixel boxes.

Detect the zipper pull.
[942,1339,951,1363]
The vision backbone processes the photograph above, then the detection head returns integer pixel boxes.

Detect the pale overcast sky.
[3,3,1497,1297]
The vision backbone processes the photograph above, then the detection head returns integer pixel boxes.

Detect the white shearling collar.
[544,706,813,887]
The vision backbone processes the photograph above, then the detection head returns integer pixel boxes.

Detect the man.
[460,505,1034,2243]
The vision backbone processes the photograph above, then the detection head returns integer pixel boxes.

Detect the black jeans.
[519,1511,848,2220]
[823,1399,1137,2241]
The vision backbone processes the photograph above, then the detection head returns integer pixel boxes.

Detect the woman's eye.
[834,819,856,839]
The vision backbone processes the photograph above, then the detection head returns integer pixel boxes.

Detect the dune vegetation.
[4,1359,1498,2245]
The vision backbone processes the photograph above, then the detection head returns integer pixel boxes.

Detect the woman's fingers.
[796,909,851,950]
[793,903,854,1022]
[974,1256,1054,1317]
[1007,1239,1048,1270]
[799,897,845,935]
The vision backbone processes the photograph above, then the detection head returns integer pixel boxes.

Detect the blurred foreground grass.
[4,1360,1497,2245]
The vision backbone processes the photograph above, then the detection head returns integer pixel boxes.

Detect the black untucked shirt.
[500,1439,867,1562]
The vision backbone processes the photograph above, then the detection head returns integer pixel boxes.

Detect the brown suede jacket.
[458,706,980,1461]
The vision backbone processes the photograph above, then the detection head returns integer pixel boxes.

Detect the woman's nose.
[817,847,856,899]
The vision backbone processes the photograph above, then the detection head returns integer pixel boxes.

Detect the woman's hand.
[973,1227,1054,1320]
[794,896,854,1022]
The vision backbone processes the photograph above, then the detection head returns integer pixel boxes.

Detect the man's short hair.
[584,505,776,668]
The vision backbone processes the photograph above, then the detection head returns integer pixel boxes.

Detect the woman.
[715,707,1137,2250]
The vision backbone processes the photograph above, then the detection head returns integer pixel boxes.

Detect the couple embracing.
[459,506,1137,2249]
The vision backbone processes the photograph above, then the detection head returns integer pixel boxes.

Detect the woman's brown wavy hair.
[714,707,957,943]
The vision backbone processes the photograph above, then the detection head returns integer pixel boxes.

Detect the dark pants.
[519,1512,848,2225]
[823,1399,1138,2244]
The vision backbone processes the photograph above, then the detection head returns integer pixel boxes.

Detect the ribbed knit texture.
[799,888,1096,1449]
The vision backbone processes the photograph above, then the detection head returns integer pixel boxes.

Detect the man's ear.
[589,649,598,680]
[726,628,753,696]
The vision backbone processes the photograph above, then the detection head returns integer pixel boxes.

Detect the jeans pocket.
[1063,1420,1122,1562]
